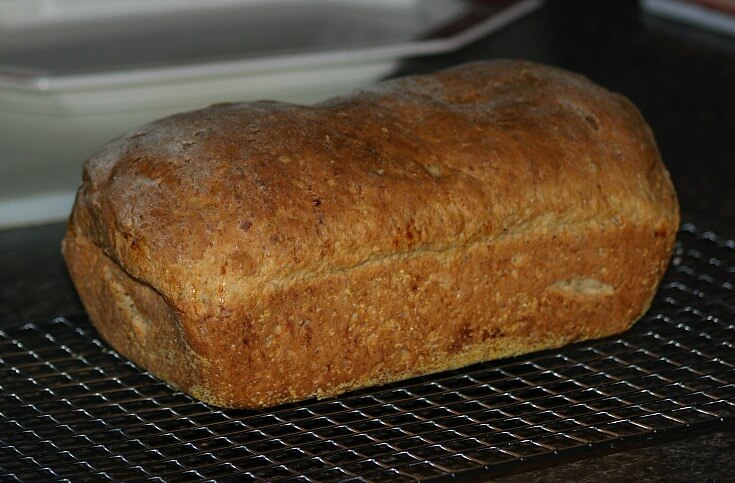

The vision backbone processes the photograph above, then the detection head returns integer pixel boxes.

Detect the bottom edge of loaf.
[188,322,635,409]
[312,329,622,398]
[63,215,672,409]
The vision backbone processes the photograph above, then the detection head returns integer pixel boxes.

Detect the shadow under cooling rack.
[1,223,733,481]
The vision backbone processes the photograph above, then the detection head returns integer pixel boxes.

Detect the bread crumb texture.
[62,60,678,408]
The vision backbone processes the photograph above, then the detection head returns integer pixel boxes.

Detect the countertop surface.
[1,0,733,480]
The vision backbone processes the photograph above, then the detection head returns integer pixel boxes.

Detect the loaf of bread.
[62,60,678,408]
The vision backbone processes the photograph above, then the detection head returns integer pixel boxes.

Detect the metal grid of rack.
[1,224,733,481]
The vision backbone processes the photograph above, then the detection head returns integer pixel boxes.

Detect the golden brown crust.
[62,60,679,408]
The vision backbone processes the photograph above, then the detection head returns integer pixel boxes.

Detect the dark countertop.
[1,0,733,481]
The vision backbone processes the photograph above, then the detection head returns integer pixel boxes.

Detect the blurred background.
[0,2,734,480]
[0,0,733,234]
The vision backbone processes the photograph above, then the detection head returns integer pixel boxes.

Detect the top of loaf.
[67,60,677,313]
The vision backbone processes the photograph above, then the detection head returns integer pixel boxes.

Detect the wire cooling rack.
[1,223,733,482]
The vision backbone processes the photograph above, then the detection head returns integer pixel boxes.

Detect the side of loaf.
[62,60,679,408]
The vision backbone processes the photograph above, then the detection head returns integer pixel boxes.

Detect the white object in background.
[0,192,77,229]
[641,0,735,37]
[0,0,543,229]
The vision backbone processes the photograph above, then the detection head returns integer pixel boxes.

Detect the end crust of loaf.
[62,60,678,408]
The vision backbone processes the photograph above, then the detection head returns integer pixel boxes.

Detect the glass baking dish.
[0,0,542,228]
